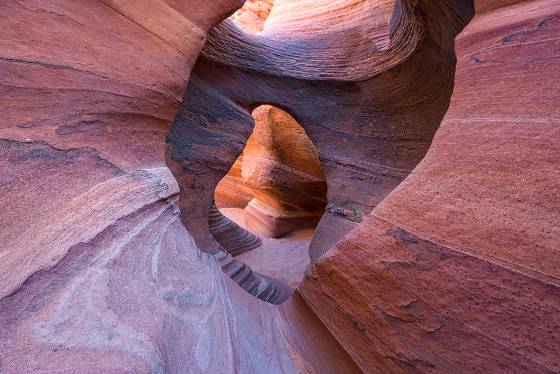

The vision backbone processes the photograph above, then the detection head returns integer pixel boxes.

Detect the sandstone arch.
[1,0,559,372]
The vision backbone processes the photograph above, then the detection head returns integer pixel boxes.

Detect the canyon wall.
[299,0,560,372]
[172,0,473,261]
[0,1,356,372]
[2,0,559,373]
[170,0,559,372]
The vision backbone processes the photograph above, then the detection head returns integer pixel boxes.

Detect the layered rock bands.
[1,0,559,373]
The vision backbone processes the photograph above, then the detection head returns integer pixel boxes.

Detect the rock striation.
[208,203,262,256]
[170,0,560,372]
[0,1,358,372]
[299,0,560,372]
[2,0,559,373]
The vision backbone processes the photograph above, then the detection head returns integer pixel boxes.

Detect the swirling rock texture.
[0,0,358,372]
[169,0,560,372]
[208,203,262,256]
[2,0,559,373]
[299,0,560,372]
[174,0,475,265]
[217,104,327,238]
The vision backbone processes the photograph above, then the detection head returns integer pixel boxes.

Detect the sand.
[220,208,313,288]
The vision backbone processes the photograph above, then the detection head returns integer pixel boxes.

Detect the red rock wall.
[299,0,560,372]
[0,1,358,372]
[3,0,558,372]
[0,0,217,306]
[170,0,473,261]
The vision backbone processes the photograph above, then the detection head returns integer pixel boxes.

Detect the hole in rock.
[211,104,327,291]
[229,0,274,33]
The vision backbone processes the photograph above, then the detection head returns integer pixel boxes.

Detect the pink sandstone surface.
[1,0,559,373]
[0,0,357,372]
[299,0,560,372]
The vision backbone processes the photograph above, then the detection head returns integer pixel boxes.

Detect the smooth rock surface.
[242,105,327,238]
[230,0,274,33]
[0,1,358,372]
[3,0,559,372]
[300,0,560,372]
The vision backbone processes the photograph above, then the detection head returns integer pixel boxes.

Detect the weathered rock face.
[299,0,560,372]
[3,0,559,372]
[218,105,328,238]
[0,0,219,303]
[0,1,358,372]
[169,0,559,371]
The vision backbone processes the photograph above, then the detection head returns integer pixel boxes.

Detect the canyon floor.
[220,207,313,289]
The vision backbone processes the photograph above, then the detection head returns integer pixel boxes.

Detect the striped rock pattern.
[300,0,560,372]
[3,0,559,372]
[242,105,327,238]
[208,203,262,256]
[0,1,358,372]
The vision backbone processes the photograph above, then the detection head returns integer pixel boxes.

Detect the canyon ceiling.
[0,0,559,373]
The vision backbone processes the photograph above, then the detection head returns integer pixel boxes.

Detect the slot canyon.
[0,0,559,373]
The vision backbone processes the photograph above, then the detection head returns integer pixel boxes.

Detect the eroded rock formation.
[171,0,473,265]
[242,105,327,238]
[216,105,327,238]
[215,154,254,209]
[2,0,559,373]
[0,0,357,372]
[299,0,560,372]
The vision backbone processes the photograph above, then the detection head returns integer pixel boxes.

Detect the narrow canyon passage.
[2,0,559,372]
[213,104,327,290]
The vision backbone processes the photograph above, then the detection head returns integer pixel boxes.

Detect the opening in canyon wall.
[8,1,559,372]
[229,0,274,33]
[212,104,327,290]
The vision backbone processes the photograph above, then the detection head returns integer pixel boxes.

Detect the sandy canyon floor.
[220,207,313,289]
